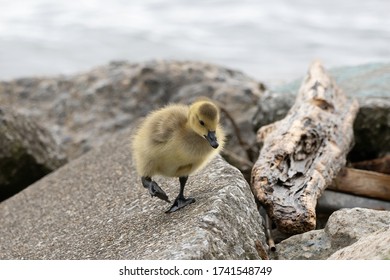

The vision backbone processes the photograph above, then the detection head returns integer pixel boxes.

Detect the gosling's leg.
[166,176,195,213]
[141,176,170,203]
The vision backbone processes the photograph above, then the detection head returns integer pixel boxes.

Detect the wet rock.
[0,128,267,259]
[0,107,67,201]
[252,63,390,161]
[272,208,390,259]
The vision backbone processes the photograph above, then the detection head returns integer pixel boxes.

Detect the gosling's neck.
[184,121,213,152]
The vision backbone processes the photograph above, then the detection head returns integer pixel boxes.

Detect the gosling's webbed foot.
[149,181,170,203]
[142,177,170,203]
[165,196,195,213]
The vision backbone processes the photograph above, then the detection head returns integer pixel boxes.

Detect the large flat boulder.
[0,128,266,259]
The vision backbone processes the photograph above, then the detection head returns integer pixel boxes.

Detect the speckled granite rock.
[253,63,390,161]
[272,208,390,260]
[0,128,266,260]
[0,107,67,201]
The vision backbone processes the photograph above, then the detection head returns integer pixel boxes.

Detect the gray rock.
[0,128,267,259]
[324,208,390,248]
[273,208,390,259]
[270,230,332,260]
[0,107,67,201]
[0,61,265,175]
[252,63,390,161]
[328,226,390,260]
[317,190,390,213]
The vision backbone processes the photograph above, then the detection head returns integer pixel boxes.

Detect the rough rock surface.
[272,208,390,260]
[253,63,390,161]
[0,128,267,260]
[0,60,264,172]
[328,226,390,260]
[0,107,67,201]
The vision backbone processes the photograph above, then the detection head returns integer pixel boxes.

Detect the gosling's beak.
[205,131,219,149]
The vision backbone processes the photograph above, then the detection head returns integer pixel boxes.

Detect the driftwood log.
[351,155,390,175]
[251,61,359,234]
[330,167,390,201]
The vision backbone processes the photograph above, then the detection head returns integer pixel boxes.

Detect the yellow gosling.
[132,99,225,212]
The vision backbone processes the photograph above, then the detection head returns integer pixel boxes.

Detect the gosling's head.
[188,100,220,149]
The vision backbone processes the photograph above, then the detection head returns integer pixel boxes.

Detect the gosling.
[132,99,225,213]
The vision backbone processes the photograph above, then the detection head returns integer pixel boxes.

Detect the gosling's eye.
[199,120,205,126]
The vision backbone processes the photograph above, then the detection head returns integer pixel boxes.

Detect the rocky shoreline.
[0,60,389,259]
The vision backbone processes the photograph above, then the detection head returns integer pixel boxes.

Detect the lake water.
[1,0,389,84]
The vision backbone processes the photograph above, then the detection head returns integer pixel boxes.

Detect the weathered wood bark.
[251,61,359,234]
[329,167,390,201]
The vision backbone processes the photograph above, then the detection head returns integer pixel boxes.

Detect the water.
[1,0,389,84]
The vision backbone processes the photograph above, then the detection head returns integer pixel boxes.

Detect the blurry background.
[1,0,389,83]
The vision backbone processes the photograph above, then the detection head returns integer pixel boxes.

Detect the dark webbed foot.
[165,197,195,213]
[141,176,170,203]
[149,181,171,203]
[165,176,195,213]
